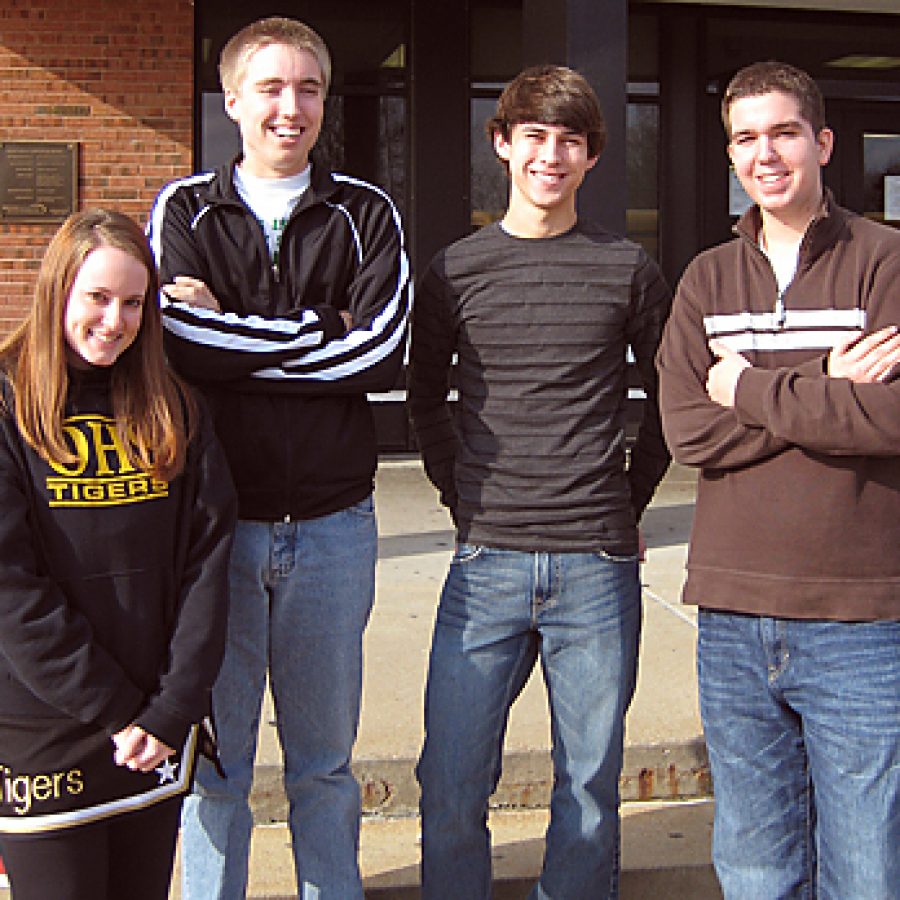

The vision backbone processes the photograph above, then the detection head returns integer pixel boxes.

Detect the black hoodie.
[0,369,236,832]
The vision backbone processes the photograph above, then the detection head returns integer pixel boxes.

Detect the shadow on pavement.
[641,502,695,549]
[361,801,722,900]
[377,530,455,560]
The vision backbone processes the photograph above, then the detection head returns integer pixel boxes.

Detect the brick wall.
[0,0,193,336]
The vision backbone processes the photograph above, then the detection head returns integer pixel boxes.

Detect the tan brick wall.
[0,0,193,335]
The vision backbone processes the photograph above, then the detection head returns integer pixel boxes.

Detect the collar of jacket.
[733,187,849,267]
[199,154,343,212]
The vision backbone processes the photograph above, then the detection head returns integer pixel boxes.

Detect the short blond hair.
[219,16,331,94]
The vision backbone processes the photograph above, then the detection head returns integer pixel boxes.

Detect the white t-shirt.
[233,165,311,265]
[759,229,801,325]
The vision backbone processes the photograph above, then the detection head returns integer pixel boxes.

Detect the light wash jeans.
[181,497,377,900]
[698,610,900,900]
[417,543,642,900]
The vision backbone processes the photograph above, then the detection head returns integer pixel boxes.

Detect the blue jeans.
[417,544,641,900]
[180,497,377,900]
[698,611,900,900]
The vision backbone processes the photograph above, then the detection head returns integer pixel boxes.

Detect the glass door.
[862,131,900,227]
[827,103,900,229]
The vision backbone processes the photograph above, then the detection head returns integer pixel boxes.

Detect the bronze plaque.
[0,141,78,222]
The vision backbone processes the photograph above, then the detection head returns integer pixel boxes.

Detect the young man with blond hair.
[408,64,671,899]
[148,16,409,900]
[657,60,900,898]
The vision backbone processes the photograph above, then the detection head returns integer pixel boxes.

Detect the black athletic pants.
[0,797,182,900]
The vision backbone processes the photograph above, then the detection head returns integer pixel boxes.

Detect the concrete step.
[248,735,711,824]
[167,799,720,899]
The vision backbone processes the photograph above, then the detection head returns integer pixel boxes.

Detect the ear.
[585,154,599,172]
[816,127,834,166]
[493,130,512,163]
[224,90,240,124]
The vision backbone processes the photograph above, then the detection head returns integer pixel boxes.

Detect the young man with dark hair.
[147,16,409,900]
[657,60,900,898]
[408,64,672,899]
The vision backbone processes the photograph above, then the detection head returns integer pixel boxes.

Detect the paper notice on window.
[886,175,900,222]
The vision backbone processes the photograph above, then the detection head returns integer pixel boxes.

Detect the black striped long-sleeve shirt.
[408,220,672,555]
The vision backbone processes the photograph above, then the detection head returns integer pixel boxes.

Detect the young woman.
[0,208,236,899]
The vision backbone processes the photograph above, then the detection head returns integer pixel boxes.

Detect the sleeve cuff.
[317,306,348,343]
[135,707,191,752]
[733,366,772,427]
[793,355,828,378]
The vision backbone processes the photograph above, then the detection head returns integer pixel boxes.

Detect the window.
[626,95,659,258]
[627,14,660,258]
[864,132,900,224]
[469,0,522,228]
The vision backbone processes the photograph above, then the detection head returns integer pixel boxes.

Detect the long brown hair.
[0,208,194,481]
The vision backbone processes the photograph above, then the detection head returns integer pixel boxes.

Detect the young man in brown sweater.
[657,60,900,898]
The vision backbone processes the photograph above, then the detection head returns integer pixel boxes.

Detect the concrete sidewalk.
[171,800,719,899]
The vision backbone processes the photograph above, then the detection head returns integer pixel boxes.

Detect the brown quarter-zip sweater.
[657,194,900,621]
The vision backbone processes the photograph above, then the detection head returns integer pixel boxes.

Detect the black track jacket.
[148,159,410,521]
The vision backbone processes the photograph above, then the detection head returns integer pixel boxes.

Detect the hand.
[162,276,221,312]
[706,340,751,408]
[828,326,900,383]
[340,310,353,331]
[112,725,175,773]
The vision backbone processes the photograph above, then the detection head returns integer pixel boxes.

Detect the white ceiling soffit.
[633,0,899,13]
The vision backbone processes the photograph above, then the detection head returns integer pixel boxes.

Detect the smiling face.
[494,122,597,237]
[225,42,325,179]
[64,245,147,369]
[727,90,833,232]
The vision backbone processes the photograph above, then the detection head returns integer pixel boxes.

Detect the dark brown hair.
[722,61,826,139]
[487,64,607,159]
